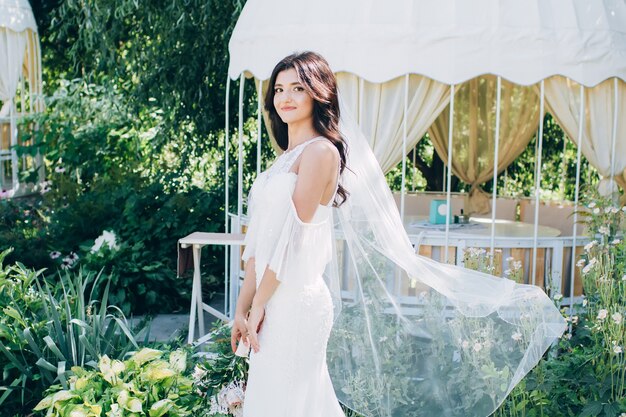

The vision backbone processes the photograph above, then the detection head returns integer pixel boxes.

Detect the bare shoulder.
[300,138,340,168]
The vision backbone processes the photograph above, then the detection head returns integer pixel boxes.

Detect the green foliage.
[0,196,50,269]
[45,170,224,314]
[492,195,626,416]
[33,348,200,417]
[0,249,146,416]
[37,0,251,165]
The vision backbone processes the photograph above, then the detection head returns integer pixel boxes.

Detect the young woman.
[231,51,347,416]
[230,51,566,417]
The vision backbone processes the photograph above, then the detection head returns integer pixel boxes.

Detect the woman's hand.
[246,303,266,353]
[230,314,248,353]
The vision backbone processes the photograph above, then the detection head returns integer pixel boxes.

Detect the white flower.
[571,315,579,324]
[49,251,62,259]
[473,342,482,352]
[592,207,600,214]
[576,259,586,267]
[582,298,588,307]
[54,166,65,173]
[612,239,622,245]
[622,206,626,212]
[553,293,563,302]
[91,230,120,253]
[192,365,207,381]
[597,309,608,320]
[513,260,522,270]
[461,340,469,349]
[598,226,610,235]
[511,331,522,341]
[611,312,622,325]
[613,345,623,354]
[611,207,619,214]
[604,206,613,214]
[582,258,597,274]
[588,202,596,208]
[584,241,597,252]
[379,336,388,343]
[564,333,572,340]
[67,251,79,261]
[622,275,626,281]
[504,269,512,276]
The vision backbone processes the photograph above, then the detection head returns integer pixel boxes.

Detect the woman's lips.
[281,106,296,111]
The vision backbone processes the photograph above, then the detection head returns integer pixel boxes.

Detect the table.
[404,215,562,238]
[178,232,245,345]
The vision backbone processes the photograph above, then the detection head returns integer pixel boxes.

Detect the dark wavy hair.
[265,51,349,207]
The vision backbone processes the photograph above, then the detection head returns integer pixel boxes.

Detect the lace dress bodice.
[241,137,337,287]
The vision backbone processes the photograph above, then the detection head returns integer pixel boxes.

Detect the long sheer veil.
[323,95,566,417]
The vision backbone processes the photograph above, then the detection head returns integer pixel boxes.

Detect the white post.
[224,76,231,316]
[10,100,17,191]
[400,74,408,223]
[225,76,231,232]
[531,80,545,286]
[257,79,263,176]
[490,76,502,258]
[569,83,584,329]
[444,84,455,264]
[237,74,245,226]
[609,77,618,195]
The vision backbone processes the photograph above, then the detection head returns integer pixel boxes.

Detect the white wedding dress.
[240,137,345,417]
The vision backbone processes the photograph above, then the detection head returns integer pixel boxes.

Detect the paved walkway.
[132,294,227,342]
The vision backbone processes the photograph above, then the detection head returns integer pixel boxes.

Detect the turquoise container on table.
[429,199,451,224]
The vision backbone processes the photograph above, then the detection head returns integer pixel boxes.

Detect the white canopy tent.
[0,0,44,195]
[223,0,626,315]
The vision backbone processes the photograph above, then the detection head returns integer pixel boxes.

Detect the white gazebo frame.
[183,1,626,342]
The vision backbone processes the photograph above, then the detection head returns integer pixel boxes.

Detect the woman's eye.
[294,86,304,92]
[274,88,283,93]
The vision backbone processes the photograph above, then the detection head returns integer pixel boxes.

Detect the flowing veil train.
[322,96,566,417]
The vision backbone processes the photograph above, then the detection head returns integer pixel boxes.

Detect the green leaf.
[580,401,603,417]
[149,399,174,417]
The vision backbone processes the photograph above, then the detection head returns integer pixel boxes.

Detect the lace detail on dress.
[265,136,326,180]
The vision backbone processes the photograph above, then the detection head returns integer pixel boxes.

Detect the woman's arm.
[231,257,257,352]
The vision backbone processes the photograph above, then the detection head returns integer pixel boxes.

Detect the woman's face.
[273,68,314,125]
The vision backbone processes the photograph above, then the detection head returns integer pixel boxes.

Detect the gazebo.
[0,0,44,196]
[175,1,626,340]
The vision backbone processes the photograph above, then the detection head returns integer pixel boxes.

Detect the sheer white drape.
[336,73,450,173]
[429,76,540,214]
[0,27,27,105]
[545,76,626,196]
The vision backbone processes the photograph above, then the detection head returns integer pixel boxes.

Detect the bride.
[230,51,566,417]
[231,51,347,417]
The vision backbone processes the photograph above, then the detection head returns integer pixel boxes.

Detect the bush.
[0,250,145,416]
[34,347,199,417]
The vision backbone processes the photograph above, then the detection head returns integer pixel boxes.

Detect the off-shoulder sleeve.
[241,174,331,286]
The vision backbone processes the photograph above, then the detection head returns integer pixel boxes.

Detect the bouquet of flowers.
[193,322,250,417]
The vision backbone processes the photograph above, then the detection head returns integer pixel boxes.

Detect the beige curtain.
[429,76,540,214]
[544,76,626,197]
[336,73,450,172]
